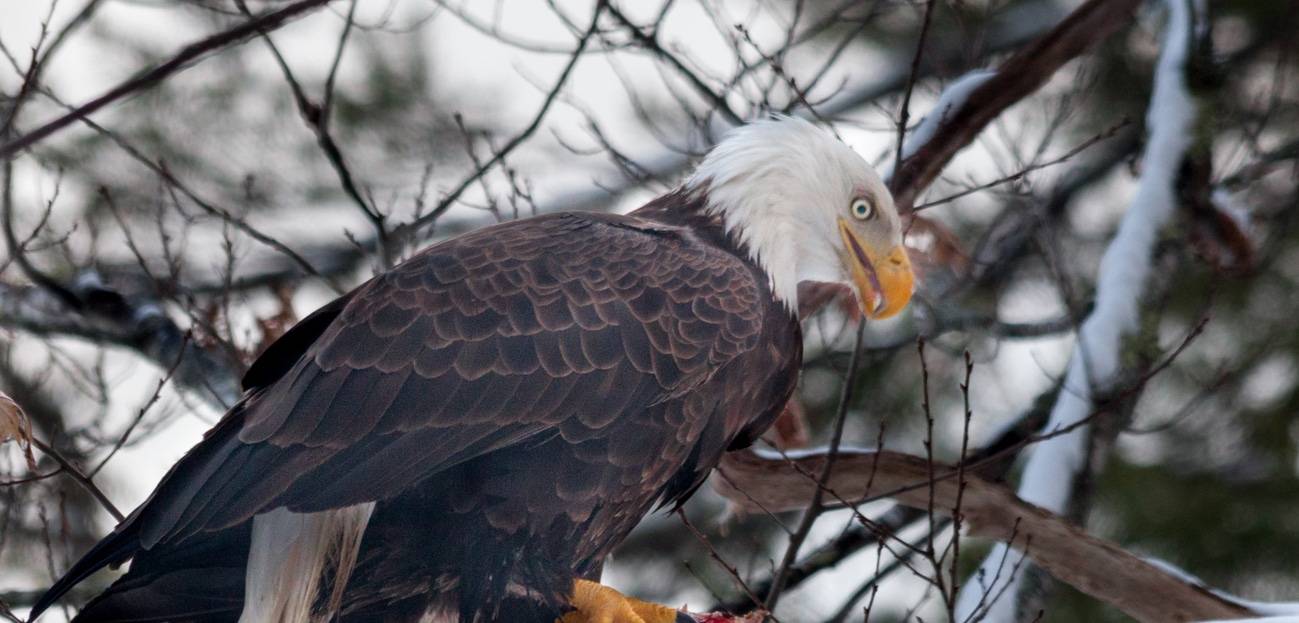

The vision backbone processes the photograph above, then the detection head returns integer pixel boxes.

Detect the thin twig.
[764,320,867,611]
[894,0,937,174]
[398,1,607,240]
[29,438,122,522]
[676,508,770,620]
[234,0,388,266]
[912,118,1129,211]
[604,4,745,127]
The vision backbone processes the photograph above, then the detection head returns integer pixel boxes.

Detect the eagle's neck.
[633,185,838,314]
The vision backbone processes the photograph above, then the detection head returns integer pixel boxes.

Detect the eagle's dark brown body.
[33,191,802,622]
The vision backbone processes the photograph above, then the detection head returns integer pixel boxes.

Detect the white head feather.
[685,116,901,312]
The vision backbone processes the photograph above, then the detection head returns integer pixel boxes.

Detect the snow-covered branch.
[955,0,1204,619]
[712,447,1254,623]
[887,0,1143,211]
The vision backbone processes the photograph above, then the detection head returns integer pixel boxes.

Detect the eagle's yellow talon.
[559,579,681,623]
[628,599,682,623]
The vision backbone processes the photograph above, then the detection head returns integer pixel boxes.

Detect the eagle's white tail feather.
[417,606,458,623]
[239,503,375,623]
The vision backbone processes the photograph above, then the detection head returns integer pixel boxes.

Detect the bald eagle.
[30,117,913,623]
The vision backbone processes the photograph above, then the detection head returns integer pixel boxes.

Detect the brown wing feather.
[132,212,769,546]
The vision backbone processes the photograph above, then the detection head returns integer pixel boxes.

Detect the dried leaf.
[0,391,37,471]
[765,399,809,450]
[905,214,969,279]
[252,282,301,362]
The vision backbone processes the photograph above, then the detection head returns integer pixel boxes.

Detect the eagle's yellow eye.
[850,197,875,220]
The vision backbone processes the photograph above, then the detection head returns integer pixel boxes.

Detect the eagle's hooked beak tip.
[837,220,915,320]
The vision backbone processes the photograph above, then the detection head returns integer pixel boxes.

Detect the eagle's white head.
[687,116,914,319]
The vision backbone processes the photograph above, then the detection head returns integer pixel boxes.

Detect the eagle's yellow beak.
[837,218,915,319]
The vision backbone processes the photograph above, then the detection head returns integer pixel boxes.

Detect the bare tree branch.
[714,448,1255,623]
[889,0,1143,211]
[396,1,608,242]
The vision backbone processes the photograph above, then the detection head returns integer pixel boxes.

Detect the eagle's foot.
[559,579,685,623]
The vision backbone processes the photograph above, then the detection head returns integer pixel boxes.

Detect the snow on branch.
[1140,558,1299,622]
[955,0,1204,619]
[712,447,1253,623]
[887,0,1143,211]
[891,70,997,175]
[0,272,241,410]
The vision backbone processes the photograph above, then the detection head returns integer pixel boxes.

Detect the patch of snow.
[881,70,997,181]
[1213,187,1253,233]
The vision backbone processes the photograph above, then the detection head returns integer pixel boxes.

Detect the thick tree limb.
[713,448,1255,623]
[888,0,1143,211]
